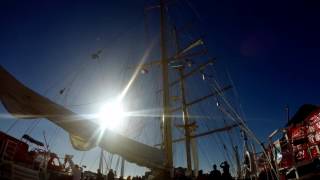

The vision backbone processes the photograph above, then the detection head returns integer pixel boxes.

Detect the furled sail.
[22,134,44,147]
[0,65,165,169]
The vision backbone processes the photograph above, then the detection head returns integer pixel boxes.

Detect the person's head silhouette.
[213,164,217,170]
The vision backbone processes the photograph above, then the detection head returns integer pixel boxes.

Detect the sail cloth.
[0,65,165,169]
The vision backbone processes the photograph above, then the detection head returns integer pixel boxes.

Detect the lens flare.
[98,100,125,132]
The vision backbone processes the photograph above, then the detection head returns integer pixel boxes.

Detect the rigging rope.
[5,119,19,133]
[88,150,101,171]
[79,151,86,166]
[186,72,236,167]
[203,67,278,179]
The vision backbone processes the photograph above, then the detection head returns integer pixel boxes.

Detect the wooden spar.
[168,59,215,88]
[190,123,240,139]
[175,38,204,57]
[129,49,208,71]
[154,59,216,94]
[170,85,232,113]
[186,85,232,107]
[159,0,173,170]
[154,123,241,147]
[172,48,208,61]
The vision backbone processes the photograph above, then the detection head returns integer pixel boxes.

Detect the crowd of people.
[174,161,232,180]
[74,161,233,180]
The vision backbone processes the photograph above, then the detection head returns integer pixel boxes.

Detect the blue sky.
[1,0,320,176]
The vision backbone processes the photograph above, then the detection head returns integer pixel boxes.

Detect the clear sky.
[1,0,320,177]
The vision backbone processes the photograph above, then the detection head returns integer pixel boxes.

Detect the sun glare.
[98,100,125,132]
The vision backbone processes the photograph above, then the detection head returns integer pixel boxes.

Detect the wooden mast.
[173,27,192,172]
[145,1,235,174]
[159,0,173,170]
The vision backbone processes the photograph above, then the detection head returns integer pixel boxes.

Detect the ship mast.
[173,27,192,172]
[145,0,238,174]
[159,0,173,170]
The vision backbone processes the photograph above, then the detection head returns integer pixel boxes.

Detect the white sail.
[0,65,165,169]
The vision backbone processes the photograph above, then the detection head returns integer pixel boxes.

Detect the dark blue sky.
[193,0,320,137]
[1,0,320,175]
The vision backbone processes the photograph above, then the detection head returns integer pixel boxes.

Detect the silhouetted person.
[96,169,103,180]
[72,164,81,180]
[220,161,232,179]
[196,170,207,180]
[210,164,221,179]
[174,167,187,180]
[107,169,115,180]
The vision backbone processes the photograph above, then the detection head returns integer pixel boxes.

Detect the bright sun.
[98,100,125,132]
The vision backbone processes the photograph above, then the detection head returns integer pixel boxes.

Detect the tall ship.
[0,1,318,180]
